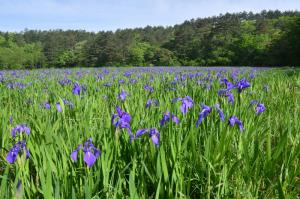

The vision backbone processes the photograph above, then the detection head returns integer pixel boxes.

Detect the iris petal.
[84,151,96,167]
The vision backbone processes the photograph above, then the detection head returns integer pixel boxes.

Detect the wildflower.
[117,90,127,101]
[160,112,179,126]
[6,82,27,90]
[218,90,234,104]
[144,85,154,93]
[72,83,86,95]
[118,79,125,84]
[235,78,250,93]
[43,102,51,109]
[215,104,225,121]
[173,96,194,114]
[70,138,101,167]
[129,78,137,84]
[16,180,22,193]
[58,78,72,86]
[56,103,62,112]
[63,99,74,109]
[146,99,159,108]
[250,100,266,114]
[220,78,235,90]
[196,104,212,127]
[11,124,30,137]
[112,106,133,141]
[6,141,30,164]
[136,128,160,146]
[256,103,266,114]
[228,116,244,131]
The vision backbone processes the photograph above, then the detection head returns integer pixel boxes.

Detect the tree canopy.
[0,10,299,68]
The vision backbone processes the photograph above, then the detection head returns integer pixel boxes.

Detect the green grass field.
[0,67,299,198]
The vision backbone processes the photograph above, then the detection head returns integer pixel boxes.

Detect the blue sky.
[0,0,299,32]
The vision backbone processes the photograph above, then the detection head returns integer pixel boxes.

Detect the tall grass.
[0,67,299,198]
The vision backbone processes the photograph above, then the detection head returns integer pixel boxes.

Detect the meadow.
[0,67,299,198]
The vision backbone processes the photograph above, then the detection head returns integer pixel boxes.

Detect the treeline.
[0,10,300,68]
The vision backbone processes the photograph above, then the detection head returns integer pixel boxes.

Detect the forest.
[0,10,300,68]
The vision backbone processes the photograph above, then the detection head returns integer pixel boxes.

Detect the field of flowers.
[0,67,299,198]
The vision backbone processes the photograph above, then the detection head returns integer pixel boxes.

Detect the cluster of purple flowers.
[6,124,31,164]
[2,68,267,170]
[144,85,154,93]
[146,99,159,108]
[173,96,194,114]
[42,99,74,112]
[136,128,160,146]
[11,124,30,137]
[6,141,30,164]
[58,78,72,86]
[218,78,251,104]
[160,112,179,126]
[196,104,226,126]
[195,103,244,132]
[6,82,27,90]
[111,106,134,141]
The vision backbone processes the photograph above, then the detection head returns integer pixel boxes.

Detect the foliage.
[0,10,300,68]
[0,67,299,198]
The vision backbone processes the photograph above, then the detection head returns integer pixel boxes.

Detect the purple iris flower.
[117,90,127,101]
[6,82,27,90]
[11,124,30,137]
[63,99,74,109]
[256,103,266,114]
[160,112,180,126]
[112,106,133,141]
[6,141,30,164]
[56,103,62,112]
[70,138,101,168]
[42,102,51,109]
[220,78,235,90]
[196,104,212,127]
[124,72,131,77]
[72,83,86,95]
[250,100,266,114]
[173,96,194,114]
[136,128,160,146]
[144,85,154,93]
[16,180,22,193]
[215,104,225,121]
[235,78,250,93]
[228,116,244,131]
[130,78,137,84]
[59,78,72,86]
[225,91,235,104]
[118,79,125,84]
[146,99,159,108]
[218,90,234,104]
